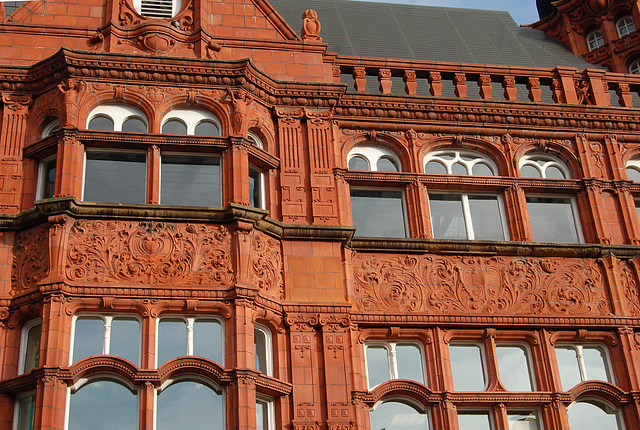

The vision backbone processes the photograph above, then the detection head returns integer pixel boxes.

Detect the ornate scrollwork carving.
[249,232,284,299]
[12,227,49,293]
[353,253,610,316]
[620,262,640,317]
[66,220,233,287]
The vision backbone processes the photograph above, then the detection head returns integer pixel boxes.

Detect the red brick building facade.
[1,0,640,429]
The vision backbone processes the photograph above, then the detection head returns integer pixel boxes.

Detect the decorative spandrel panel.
[12,226,49,293]
[66,220,233,287]
[353,253,612,317]
[249,231,284,300]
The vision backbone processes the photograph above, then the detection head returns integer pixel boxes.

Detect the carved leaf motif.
[249,233,284,299]
[354,253,610,316]
[621,262,640,317]
[12,227,49,292]
[65,220,233,287]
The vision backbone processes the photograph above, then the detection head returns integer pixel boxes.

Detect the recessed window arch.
[626,158,640,182]
[157,316,224,367]
[248,131,264,149]
[42,119,59,138]
[161,109,221,136]
[347,146,402,172]
[424,150,497,176]
[617,15,636,37]
[86,104,148,133]
[67,378,138,430]
[369,399,430,430]
[132,0,182,18]
[586,29,605,51]
[156,378,223,430]
[519,153,570,179]
[567,399,622,430]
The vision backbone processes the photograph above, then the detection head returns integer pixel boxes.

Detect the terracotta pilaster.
[276,109,307,224]
[600,255,630,316]
[504,184,531,241]
[224,138,250,206]
[0,94,30,214]
[146,145,160,204]
[54,134,83,199]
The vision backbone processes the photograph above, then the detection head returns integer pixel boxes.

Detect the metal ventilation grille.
[140,0,174,18]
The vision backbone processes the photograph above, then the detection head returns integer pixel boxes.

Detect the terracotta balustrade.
[337,59,640,107]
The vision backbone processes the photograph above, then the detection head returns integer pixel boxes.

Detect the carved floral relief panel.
[12,226,49,293]
[620,261,640,317]
[249,231,284,299]
[66,220,234,287]
[353,253,611,316]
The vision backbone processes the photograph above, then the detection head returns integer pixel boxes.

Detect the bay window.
[83,151,147,204]
[71,315,141,365]
[67,379,137,430]
[429,193,507,240]
[156,380,223,430]
[160,155,221,206]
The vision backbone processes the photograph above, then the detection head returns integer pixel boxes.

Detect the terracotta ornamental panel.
[353,252,612,316]
[65,220,234,287]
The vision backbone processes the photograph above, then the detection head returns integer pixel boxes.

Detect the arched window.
[86,105,148,132]
[132,0,182,18]
[42,119,59,138]
[365,342,425,389]
[586,29,605,51]
[369,400,430,430]
[629,59,640,74]
[347,146,402,172]
[617,15,636,37]
[71,315,141,366]
[68,379,137,430]
[519,154,570,179]
[161,109,221,136]
[567,400,622,430]
[555,344,612,390]
[156,380,223,430]
[424,150,496,176]
[626,159,640,182]
[19,320,41,374]
[254,324,273,376]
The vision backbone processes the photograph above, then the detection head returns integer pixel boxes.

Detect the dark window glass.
[68,381,137,430]
[41,159,56,199]
[377,157,399,172]
[161,156,221,206]
[88,116,115,131]
[526,197,580,243]
[23,324,41,373]
[157,381,223,430]
[194,120,220,136]
[472,163,494,176]
[254,328,268,374]
[521,165,542,178]
[256,400,270,430]
[425,161,447,174]
[162,119,187,135]
[16,395,36,430]
[122,117,148,133]
[349,156,370,171]
[72,317,104,363]
[350,189,406,238]
[84,152,146,204]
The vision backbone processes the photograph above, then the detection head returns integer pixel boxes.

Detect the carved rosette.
[65,220,233,287]
[353,254,611,316]
[249,232,284,299]
[12,227,49,293]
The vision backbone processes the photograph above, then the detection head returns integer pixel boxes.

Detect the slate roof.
[271,0,597,69]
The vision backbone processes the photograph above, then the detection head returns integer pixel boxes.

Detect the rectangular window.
[37,157,56,200]
[429,193,507,240]
[71,316,140,366]
[256,398,275,430]
[249,166,265,209]
[83,152,147,204]
[555,344,612,390]
[526,196,581,243]
[508,412,540,430]
[457,412,491,430]
[157,317,223,366]
[365,342,424,389]
[160,155,221,206]
[449,343,533,391]
[351,189,407,238]
[19,321,41,374]
[15,394,36,430]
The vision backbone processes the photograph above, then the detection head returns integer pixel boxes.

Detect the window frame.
[424,149,497,176]
[82,149,148,204]
[86,105,148,132]
[155,316,225,368]
[519,153,570,179]
[249,165,266,209]
[158,152,223,207]
[13,391,37,430]
[629,59,640,75]
[69,314,142,366]
[525,194,583,243]
[586,29,605,51]
[494,343,536,391]
[160,109,221,136]
[448,342,489,391]
[616,15,636,38]
[350,186,409,238]
[347,146,402,172]
[566,398,623,430]
[256,395,276,430]
[364,340,426,390]
[36,155,56,200]
[18,319,42,375]
[254,324,273,377]
[369,397,431,430]
[428,191,509,241]
[132,0,183,18]
[554,343,614,389]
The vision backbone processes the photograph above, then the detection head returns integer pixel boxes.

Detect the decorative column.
[585,69,611,106]
[478,74,493,99]
[147,145,160,204]
[504,184,531,241]
[223,138,250,207]
[305,109,338,225]
[276,109,308,224]
[527,77,542,103]
[429,72,442,97]
[55,133,84,199]
[502,76,517,101]
[599,255,630,316]
[319,314,353,430]
[378,69,392,94]
[577,181,610,244]
[229,299,257,430]
[0,93,31,214]
[552,67,579,104]
[285,314,321,430]
[453,73,467,98]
